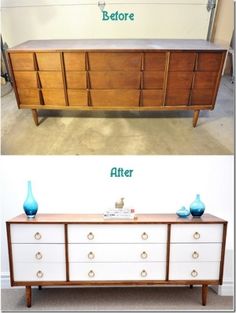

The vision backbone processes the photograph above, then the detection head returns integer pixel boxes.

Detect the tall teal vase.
[23,181,38,218]
[190,194,205,217]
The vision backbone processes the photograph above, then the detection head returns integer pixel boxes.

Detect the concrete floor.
[1,76,234,155]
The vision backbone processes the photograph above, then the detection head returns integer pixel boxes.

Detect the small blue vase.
[23,181,38,218]
[176,206,190,218]
[190,194,205,217]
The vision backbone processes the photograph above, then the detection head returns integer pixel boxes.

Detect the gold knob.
[87,232,94,240]
[141,270,147,277]
[140,251,148,259]
[35,252,43,260]
[34,232,42,240]
[36,270,43,278]
[88,252,95,259]
[192,251,199,259]
[141,232,148,240]
[88,270,95,278]
[191,270,198,277]
[193,232,200,240]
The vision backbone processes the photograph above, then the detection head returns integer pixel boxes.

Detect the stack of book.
[103,208,136,220]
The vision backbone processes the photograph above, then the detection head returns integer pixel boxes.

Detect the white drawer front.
[169,262,220,280]
[12,244,65,263]
[11,224,65,243]
[69,243,166,262]
[171,224,223,243]
[69,262,166,281]
[68,225,167,243]
[170,243,222,262]
[13,262,66,281]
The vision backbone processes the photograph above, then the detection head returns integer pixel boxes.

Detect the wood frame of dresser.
[6,214,227,308]
[7,40,227,128]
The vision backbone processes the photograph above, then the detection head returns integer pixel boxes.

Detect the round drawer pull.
[193,232,200,240]
[192,251,199,259]
[35,252,43,260]
[88,252,95,259]
[141,232,148,240]
[36,270,43,278]
[140,270,147,277]
[34,232,42,240]
[88,270,95,278]
[191,270,198,278]
[87,232,94,240]
[140,251,148,259]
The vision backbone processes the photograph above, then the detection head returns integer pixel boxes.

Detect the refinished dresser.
[7,39,226,127]
[6,213,227,307]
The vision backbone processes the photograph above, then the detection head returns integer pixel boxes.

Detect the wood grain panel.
[90,71,141,89]
[143,90,163,106]
[14,72,38,89]
[42,89,66,106]
[39,72,63,89]
[169,52,196,71]
[64,52,86,71]
[10,53,35,71]
[88,53,141,70]
[167,72,193,89]
[68,90,88,106]
[36,53,61,70]
[193,72,218,89]
[66,72,87,89]
[18,89,40,105]
[144,72,164,89]
[191,89,214,106]
[197,52,223,71]
[91,90,139,107]
[166,89,190,106]
[144,53,166,71]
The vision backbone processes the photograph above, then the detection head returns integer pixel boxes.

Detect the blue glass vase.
[23,181,38,218]
[190,194,205,217]
[176,206,190,218]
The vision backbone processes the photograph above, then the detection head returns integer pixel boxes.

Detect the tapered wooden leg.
[190,284,193,289]
[193,110,200,128]
[32,109,39,126]
[202,284,208,306]
[38,285,42,290]
[26,286,32,308]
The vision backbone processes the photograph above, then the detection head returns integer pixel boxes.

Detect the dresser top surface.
[8,39,226,52]
[7,213,226,224]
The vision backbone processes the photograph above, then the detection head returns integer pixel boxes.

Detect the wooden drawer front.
[144,72,164,89]
[36,53,61,71]
[64,52,86,71]
[11,224,65,243]
[169,262,220,280]
[191,89,214,106]
[169,52,196,71]
[91,90,139,107]
[39,72,63,89]
[18,89,40,105]
[143,90,163,106]
[144,53,166,71]
[13,262,66,282]
[12,244,65,263]
[171,224,223,243]
[69,262,166,281]
[10,53,35,71]
[170,243,222,262]
[167,72,193,89]
[90,71,141,89]
[42,89,66,106]
[66,72,87,89]
[193,72,218,89]
[197,52,223,72]
[68,224,167,243]
[68,90,88,106]
[14,72,38,89]
[88,53,141,71]
[69,243,166,262]
[166,89,190,106]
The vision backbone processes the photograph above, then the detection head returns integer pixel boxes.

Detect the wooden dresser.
[7,39,226,127]
[6,213,227,307]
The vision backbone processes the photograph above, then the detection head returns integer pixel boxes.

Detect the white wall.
[1,0,212,47]
[0,155,234,293]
